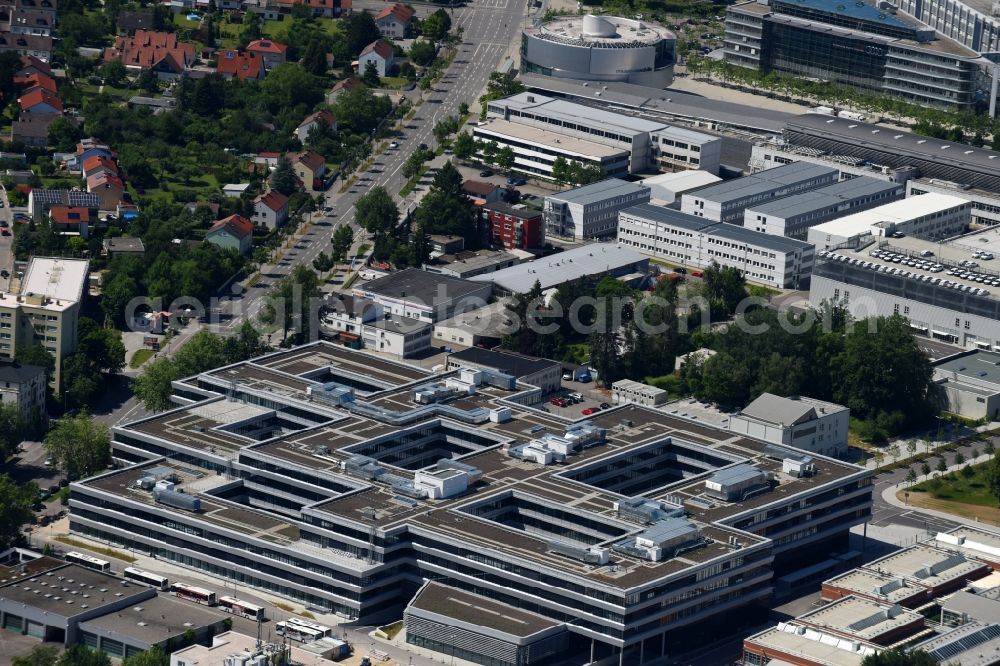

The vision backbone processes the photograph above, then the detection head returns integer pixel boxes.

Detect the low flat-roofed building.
[821,568,930,608]
[544,178,651,240]
[405,582,569,666]
[470,243,649,296]
[680,162,838,224]
[940,590,1000,626]
[640,170,722,205]
[354,268,493,323]
[473,118,631,181]
[934,526,1000,569]
[446,347,561,394]
[793,595,925,646]
[931,349,1000,421]
[907,178,1000,227]
[861,544,991,596]
[617,204,814,289]
[911,621,1000,666]
[744,178,905,240]
[432,299,509,348]
[428,250,521,280]
[169,630,337,666]
[743,623,877,666]
[78,593,228,660]
[729,393,849,458]
[0,564,156,645]
[612,379,668,407]
[807,193,972,252]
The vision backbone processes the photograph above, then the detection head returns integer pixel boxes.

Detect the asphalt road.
[214,0,529,334]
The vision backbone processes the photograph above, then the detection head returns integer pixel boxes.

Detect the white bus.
[286,616,332,638]
[219,596,266,621]
[276,621,325,643]
[65,551,111,573]
[170,583,218,606]
[123,567,169,591]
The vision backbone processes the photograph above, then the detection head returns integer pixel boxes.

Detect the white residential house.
[358,39,395,78]
[253,190,290,230]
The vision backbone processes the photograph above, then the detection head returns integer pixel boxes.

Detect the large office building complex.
[480,93,722,178]
[743,178,905,239]
[810,234,1000,348]
[520,15,676,88]
[723,0,984,109]
[544,178,651,240]
[617,204,815,288]
[680,162,838,224]
[69,342,873,666]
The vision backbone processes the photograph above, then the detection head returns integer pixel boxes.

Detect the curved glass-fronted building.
[521,15,676,88]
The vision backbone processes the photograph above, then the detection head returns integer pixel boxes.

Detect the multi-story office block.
[543,178,651,240]
[680,163,838,225]
[724,0,983,110]
[744,178,905,239]
[70,342,873,666]
[617,204,815,288]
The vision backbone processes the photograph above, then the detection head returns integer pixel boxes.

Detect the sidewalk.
[880,451,998,525]
[855,422,996,472]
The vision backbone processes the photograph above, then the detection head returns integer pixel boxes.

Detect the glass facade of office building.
[761,21,888,92]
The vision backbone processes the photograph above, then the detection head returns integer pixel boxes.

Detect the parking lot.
[539,375,614,418]
[10,440,69,531]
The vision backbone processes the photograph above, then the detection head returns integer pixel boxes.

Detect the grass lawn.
[132,166,223,205]
[129,348,156,369]
[909,461,998,507]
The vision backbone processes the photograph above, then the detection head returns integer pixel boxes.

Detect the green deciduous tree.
[479,71,525,116]
[100,272,140,328]
[453,131,474,159]
[860,649,937,666]
[260,264,322,344]
[44,414,110,480]
[988,451,1000,506]
[132,325,270,412]
[12,645,60,666]
[835,315,933,442]
[421,8,452,41]
[409,40,436,66]
[47,116,82,152]
[16,345,55,385]
[331,224,354,263]
[56,645,111,666]
[414,162,479,249]
[301,39,328,76]
[362,60,380,86]
[0,474,34,549]
[122,646,168,666]
[271,155,299,196]
[355,185,399,244]
[344,11,381,56]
